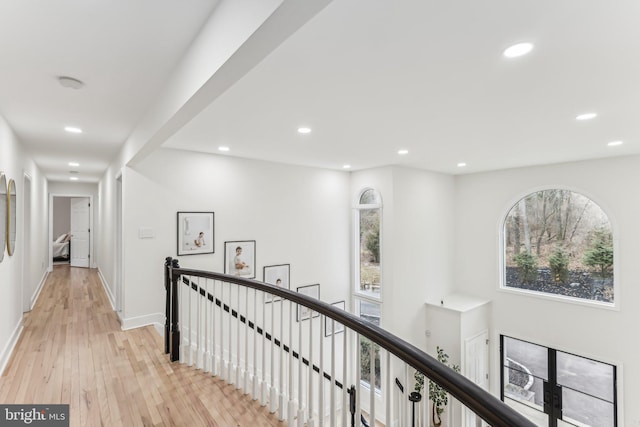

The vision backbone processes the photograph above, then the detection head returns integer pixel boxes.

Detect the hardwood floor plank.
[0,265,284,427]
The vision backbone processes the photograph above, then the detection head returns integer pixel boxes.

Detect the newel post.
[169,258,181,362]
[164,257,172,354]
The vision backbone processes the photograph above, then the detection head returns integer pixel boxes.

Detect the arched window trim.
[499,185,619,310]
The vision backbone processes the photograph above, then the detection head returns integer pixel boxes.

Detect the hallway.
[0,266,282,426]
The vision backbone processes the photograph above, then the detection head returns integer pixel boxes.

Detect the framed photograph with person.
[225,240,256,279]
[263,264,290,303]
[325,300,346,336]
[177,212,214,256]
[296,284,320,321]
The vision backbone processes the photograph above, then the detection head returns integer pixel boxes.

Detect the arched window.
[356,189,382,297]
[503,189,614,304]
[355,188,382,392]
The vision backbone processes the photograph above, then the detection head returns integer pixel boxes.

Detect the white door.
[465,330,489,427]
[70,197,90,268]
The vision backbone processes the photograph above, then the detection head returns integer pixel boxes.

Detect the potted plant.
[415,346,460,426]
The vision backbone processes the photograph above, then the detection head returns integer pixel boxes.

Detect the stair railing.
[164,257,535,427]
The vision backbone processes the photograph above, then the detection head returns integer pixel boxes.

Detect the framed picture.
[325,300,346,336]
[225,240,256,278]
[296,284,320,321]
[177,212,214,256]
[263,264,290,303]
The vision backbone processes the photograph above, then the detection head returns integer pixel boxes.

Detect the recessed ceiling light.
[69,177,79,181]
[64,126,82,134]
[503,42,534,58]
[68,162,80,167]
[607,140,623,147]
[218,146,230,152]
[297,127,311,134]
[576,113,597,121]
[343,164,351,169]
[398,149,409,155]
[58,76,85,90]
[457,162,467,167]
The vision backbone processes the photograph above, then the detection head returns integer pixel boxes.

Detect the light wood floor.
[0,265,283,426]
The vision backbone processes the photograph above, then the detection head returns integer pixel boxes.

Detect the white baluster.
[236,285,242,388]
[370,337,375,427]
[330,319,336,427]
[355,334,361,427]
[342,327,348,427]
[319,314,324,427]
[288,300,296,425]
[278,297,285,421]
[297,302,305,427]
[261,290,268,406]
[307,309,315,427]
[269,295,277,414]
[244,287,250,394]
[252,288,259,400]
[386,350,391,427]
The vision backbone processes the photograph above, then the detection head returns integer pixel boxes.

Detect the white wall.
[119,148,351,330]
[0,114,49,374]
[454,155,640,425]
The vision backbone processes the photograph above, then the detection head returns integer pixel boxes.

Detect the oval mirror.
[0,173,6,262]
[7,178,16,256]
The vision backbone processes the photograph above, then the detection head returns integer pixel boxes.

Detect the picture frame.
[325,300,346,336]
[296,284,320,322]
[177,212,214,256]
[225,240,256,278]
[0,173,6,263]
[263,264,290,303]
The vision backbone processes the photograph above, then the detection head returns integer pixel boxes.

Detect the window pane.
[359,208,380,296]
[360,189,381,205]
[561,387,615,427]
[503,337,547,412]
[503,190,613,303]
[557,351,614,402]
[359,300,381,390]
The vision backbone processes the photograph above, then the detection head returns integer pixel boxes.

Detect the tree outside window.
[504,190,613,303]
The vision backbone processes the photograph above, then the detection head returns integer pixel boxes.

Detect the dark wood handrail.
[166,260,535,427]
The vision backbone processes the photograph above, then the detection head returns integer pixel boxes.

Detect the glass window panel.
[359,189,381,205]
[503,367,544,411]
[503,189,614,303]
[557,351,614,402]
[359,208,380,296]
[503,337,548,381]
[561,387,615,427]
[358,300,381,390]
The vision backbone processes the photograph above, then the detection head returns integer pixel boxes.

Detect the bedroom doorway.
[50,194,92,269]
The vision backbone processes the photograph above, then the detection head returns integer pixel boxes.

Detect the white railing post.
[252,288,259,399]
[244,287,250,394]
[297,302,305,427]
[319,315,324,427]
[278,298,285,421]
[269,297,277,414]
[342,328,348,427]
[288,300,296,425]
[261,290,268,406]
[307,310,315,427]
[330,319,336,427]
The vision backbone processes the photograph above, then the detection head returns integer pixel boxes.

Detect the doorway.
[50,194,93,270]
[22,174,32,312]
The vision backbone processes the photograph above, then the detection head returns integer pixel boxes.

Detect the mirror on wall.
[7,178,16,256]
[0,173,5,262]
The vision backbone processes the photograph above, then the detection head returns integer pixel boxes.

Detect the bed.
[53,233,71,261]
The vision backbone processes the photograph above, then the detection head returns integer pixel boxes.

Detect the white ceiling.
[0,0,219,182]
[2,1,639,182]
[165,0,640,175]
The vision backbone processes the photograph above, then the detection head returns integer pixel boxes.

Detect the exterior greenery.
[504,189,614,302]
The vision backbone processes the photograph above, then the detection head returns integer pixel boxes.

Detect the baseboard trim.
[121,312,164,332]
[97,268,116,311]
[30,269,49,310]
[0,318,24,377]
